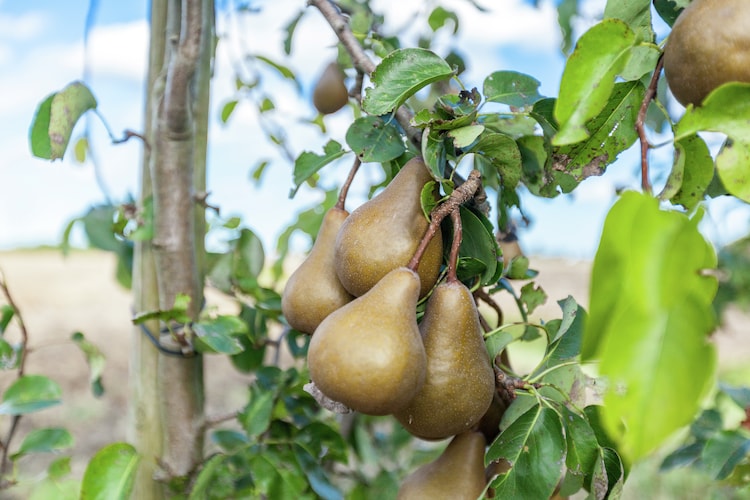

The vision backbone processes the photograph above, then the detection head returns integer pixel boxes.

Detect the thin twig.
[336,156,361,211]
[636,54,665,194]
[0,271,30,478]
[407,169,482,272]
[446,209,462,283]
[474,288,503,327]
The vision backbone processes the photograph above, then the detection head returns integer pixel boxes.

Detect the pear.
[312,62,349,114]
[663,0,750,106]
[281,207,354,334]
[397,431,487,500]
[307,267,426,415]
[335,157,443,298]
[394,279,495,440]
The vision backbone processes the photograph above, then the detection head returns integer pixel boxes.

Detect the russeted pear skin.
[307,267,427,415]
[394,280,495,440]
[397,431,487,500]
[281,207,354,334]
[663,0,750,106]
[312,62,349,114]
[335,157,443,298]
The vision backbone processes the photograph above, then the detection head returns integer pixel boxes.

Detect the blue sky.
[1,0,748,259]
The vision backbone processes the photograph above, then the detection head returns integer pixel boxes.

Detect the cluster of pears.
[282,156,501,497]
[663,0,750,106]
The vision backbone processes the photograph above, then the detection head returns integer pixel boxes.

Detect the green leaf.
[220,100,238,123]
[194,315,247,355]
[603,0,654,42]
[554,20,637,145]
[254,55,300,90]
[248,452,307,497]
[457,206,499,286]
[674,83,750,202]
[291,140,346,197]
[71,332,106,397]
[700,430,750,480]
[0,338,19,369]
[519,282,547,317]
[74,136,88,163]
[292,444,344,500]
[80,443,139,500]
[557,0,579,54]
[13,428,74,459]
[447,124,484,148]
[559,406,599,495]
[483,71,545,107]
[554,80,643,182]
[486,405,565,500]
[0,304,14,334]
[653,0,688,27]
[468,132,522,189]
[661,134,714,209]
[48,455,73,479]
[0,375,62,415]
[283,10,305,55]
[589,447,625,498]
[240,386,276,437]
[29,81,97,160]
[540,297,585,368]
[618,43,660,81]
[583,191,718,463]
[427,6,459,34]
[345,116,405,163]
[363,48,454,115]
[189,454,228,500]
[211,429,249,453]
[719,383,750,408]
[421,128,447,180]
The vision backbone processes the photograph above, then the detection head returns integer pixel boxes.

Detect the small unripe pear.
[312,62,349,114]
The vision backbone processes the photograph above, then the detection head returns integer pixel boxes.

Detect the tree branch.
[636,54,664,195]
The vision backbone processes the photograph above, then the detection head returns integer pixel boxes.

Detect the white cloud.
[0,11,47,40]
[85,21,149,81]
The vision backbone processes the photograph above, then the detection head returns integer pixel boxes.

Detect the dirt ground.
[0,249,748,488]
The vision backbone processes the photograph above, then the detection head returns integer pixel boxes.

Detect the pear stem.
[446,208,462,283]
[337,156,361,211]
[636,53,664,195]
[407,169,482,273]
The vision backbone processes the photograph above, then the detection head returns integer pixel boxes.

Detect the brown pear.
[307,267,426,415]
[312,62,349,114]
[395,279,495,440]
[335,157,443,298]
[397,431,487,500]
[663,0,750,106]
[281,207,354,334]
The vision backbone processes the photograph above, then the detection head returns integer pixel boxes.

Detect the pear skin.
[313,62,349,114]
[282,207,354,334]
[335,157,443,298]
[397,431,487,500]
[395,280,495,440]
[663,0,750,106]
[307,267,427,415]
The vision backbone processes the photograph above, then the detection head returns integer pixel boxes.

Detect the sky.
[1,0,749,260]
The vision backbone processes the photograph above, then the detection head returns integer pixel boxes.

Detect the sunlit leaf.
[254,55,300,90]
[554,20,637,145]
[604,0,654,42]
[661,133,713,209]
[468,132,522,189]
[554,80,643,181]
[30,81,97,160]
[363,48,453,115]
[0,375,62,415]
[674,83,750,202]
[80,443,139,500]
[220,100,238,123]
[584,191,718,463]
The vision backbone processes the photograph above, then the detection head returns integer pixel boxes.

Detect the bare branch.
[636,54,665,195]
